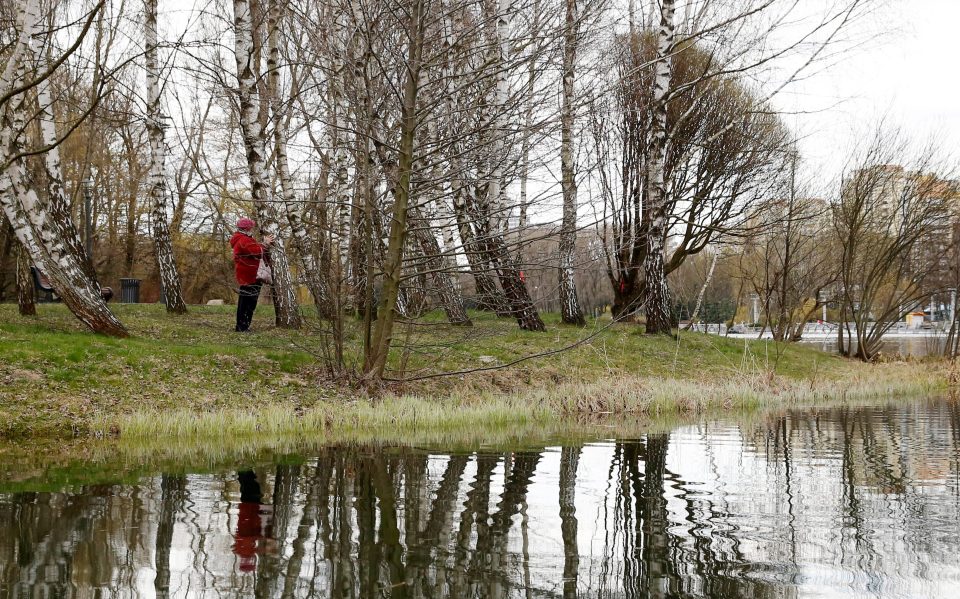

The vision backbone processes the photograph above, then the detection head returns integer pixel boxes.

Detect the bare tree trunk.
[643,0,675,335]
[516,0,539,256]
[145,0,187,314]
[363,0,425,379]
[1,158,126,336]
[558,0,584,326]
[15,240,35,316]
[423,196,471,325]
[233,0,301,329]
[371,134,472,327]
[266,0,332,319]
[685,250,719,330]
[36,74,95,283]
[411,221,472,326]
[451,174,510,316]
[457,0,545,332]
[0,3,126,336]
[278,144,334,319]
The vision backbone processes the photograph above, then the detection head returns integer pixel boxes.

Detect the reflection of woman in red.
[233,470,271,572]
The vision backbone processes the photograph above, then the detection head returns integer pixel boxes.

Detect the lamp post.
[82,174,94,259]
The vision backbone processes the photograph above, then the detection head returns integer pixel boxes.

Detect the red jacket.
[230,231,264,286]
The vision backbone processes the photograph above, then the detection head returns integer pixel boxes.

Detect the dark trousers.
[236,284,262,331]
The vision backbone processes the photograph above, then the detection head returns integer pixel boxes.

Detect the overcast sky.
[780,0,959,182]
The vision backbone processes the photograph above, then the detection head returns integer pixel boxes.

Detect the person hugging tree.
[229,218,274,332]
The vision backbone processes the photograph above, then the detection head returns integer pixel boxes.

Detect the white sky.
[779,0,960,182]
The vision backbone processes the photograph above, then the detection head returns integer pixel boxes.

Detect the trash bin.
[120,278,141,303]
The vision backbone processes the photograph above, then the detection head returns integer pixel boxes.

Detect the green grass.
[0,303,949,441]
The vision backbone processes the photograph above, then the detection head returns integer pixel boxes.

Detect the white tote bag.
[256,257,273,285]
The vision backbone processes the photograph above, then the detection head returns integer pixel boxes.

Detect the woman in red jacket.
[230,218,274,332]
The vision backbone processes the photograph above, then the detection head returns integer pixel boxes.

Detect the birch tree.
[232,0,301,329]
[266,0,333,319]
[145,0,188,314]
[558,0,585,326]
[642,0,675,334]
[590,0,876,329]
[0,0,126,337]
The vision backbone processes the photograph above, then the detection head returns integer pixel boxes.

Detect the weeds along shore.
[0,304,949,441]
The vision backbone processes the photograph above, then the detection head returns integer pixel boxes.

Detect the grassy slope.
[0,303,947,439]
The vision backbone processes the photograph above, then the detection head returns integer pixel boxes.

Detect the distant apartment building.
[841,164,960,317]
[840,164,959,234]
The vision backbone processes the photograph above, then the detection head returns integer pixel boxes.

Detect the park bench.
[30,266,60,303]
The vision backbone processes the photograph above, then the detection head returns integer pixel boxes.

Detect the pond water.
[2,400,960,598]
[798,336,947,358]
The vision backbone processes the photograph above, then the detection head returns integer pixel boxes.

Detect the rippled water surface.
[3,400,960,598]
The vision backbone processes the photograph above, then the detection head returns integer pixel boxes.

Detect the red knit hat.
[237,217,255,230]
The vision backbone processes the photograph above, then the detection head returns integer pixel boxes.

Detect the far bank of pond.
[0,304,950,441]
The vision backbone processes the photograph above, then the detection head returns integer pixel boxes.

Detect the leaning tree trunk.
[558,0,584,326]
[642,0,675,335]
[450,173,510,316]
[233,0,301,329]
[1,158,127,336]
[684,250,719,330]
[0,15,126,337]
[473,220,546,332]
[371,126,472,327]
[410,218,472,326]
[145,0,187,314]
[438,10,509,318]
[423,196,471,325]
[477,0,545,332]
[15,240,35,316]
[36,74,96,283]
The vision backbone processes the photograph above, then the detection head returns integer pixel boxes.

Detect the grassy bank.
[0,303,948,440]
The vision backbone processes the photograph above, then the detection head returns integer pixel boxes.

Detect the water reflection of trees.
[2,402,959,598]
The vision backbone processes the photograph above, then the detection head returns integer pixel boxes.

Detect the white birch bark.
[1,134,126,336]
[558,0,584,326]
[686,249,719,329]
[266,0,332,318]
[0,0,39,101]
[144,0,187,314]
[36,74,94,282]
[315,3,351,280]
[643,0,675,335]
[517,0,538,249]
[440,7,507,316]
[470,0,545,331]
[233,0,301,328]
[0,0,126,336]
[484,0,514,234]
